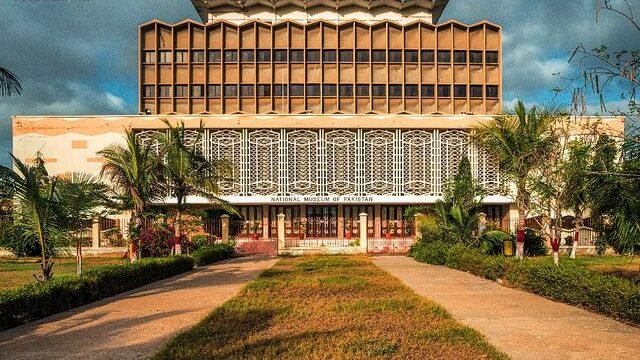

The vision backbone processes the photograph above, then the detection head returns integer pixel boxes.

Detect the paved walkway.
[0,256,277,360]
[374,256,640,360]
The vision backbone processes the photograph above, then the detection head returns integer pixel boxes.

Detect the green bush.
[0,255,194,331]
[410,244,640,324]
[480,230,511,255]
[191,243,235,266]
[523,228,546,256]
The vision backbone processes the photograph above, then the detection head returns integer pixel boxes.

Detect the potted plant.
[345,219,353,240]
[251,221,261,240]
[385,221,395,240]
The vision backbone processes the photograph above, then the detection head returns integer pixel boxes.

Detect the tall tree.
[474,100,556,259]
[562,141,593,259]
[98,130,162,260]
[0,67,22,97]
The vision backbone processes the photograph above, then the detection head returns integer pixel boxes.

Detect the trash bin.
[503,238,515,257]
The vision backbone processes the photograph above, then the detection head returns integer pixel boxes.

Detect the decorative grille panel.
[402,130,433,196]
[363,130,395,195]
[287,130,319,195]
[247,130,280,195]
[209,130,242,195]
[440,130,470,186]
[325,130,358,195]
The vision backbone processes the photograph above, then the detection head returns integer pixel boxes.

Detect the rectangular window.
[175,85,188,97]
[486,51,499,64]
[356,84,369,97]
[207,84,221,97]
[257,50,271,62]
[389,84,402,97]
[356,50,369,63]
[143,85,155,97]
[240,84,254,97]
[388,50,402,63]
[486,85,499,98]
[306,49,320,62]
[322,84,337,96]
[339,50,353,63]
[240,50,254,62]
[257,84,271,97]
[223,84,237,97]
[175,51,188,63]
[290,84,304,96]
[143,51,155,64]
[323,50,336,62]
[421,50,435,63]
[372,84,386,97]
[307,84,321,96]
[470,85,483,98]
[372,50,386,63]
[159,51,171,64]
[437,50,451,63]
[405,84,419,97]
[159,85,171,97]
[421,85,435,97]
[224,50,238,62]
[454,50,467,64]
[274,50,287,62]
[405,50,418,63]
[191,85,204,97]
[469,51,483,64]
[273,84,288,96]
[207,50,221,63]
[454,85,467,98]
[290,50,304,62]
[339,84,353,97]
[191,50,205,63]
[438,85,451,97]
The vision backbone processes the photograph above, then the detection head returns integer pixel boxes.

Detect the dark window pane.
[306,49,320,62]
[323,50,336,62]
[274,50,287,62]
[356,84,369,96]
[454,85,467,98]
[290,84,304,96]
[290,50,304,62]
[224,84,237,97]
[240,84,254,97]
[339,50,353,63]
[322,84,337,96]
[143,85,155,97]
[192,50,205,63]
[273,84,287,96]
[438,85,451,97]
[175,85,188,97]
[339,84,353,97]
[421,50,435,63]
[159,85,171,97]
[486,85,499,98]
[389,84,402,97]
[405,50,418,62]
[240,50,254,62]
[207,50,221,63]
[191,85,204,97]
[356,50,369,62]
[257,50,271,62]
[307,84,321,96]
[437,50,451,63]
[486,51,499,64]
[388,50,402,63]
[372,84,386,97]
[421,85,435,97]
[470,51,483,64]
[470,85,483,98]
[224,50,238,62]
[454,51,467,64]
[207,85,221,97]
[257,84,271,97]
[405,84,418,97]
[372,50,386,63]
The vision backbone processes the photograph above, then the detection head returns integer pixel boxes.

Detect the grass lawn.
[154,255,507,360]
[0,256,126,291]
[568,255,640,282]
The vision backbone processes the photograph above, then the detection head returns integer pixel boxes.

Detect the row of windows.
[144,49,499,65]
[144,84,499,98]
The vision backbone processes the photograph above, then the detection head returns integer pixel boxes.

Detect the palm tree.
[98,130,162,260]
[0,67,22,96]
[473,100,556,259]
[158,120,233,254]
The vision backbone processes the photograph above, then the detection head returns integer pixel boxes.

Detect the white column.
[91,216,100,248]
[359,212,368,253]
[277,213,286,253]
[221,214,230,242]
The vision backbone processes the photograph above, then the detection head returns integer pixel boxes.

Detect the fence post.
[91,216,100,248]
[221,214,230,242]
[277,213,286,253]
[413,213,423,242]
[359,212,368,253]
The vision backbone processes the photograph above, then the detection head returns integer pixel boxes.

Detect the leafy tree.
[562,140,593,258]
[0,67,22,97]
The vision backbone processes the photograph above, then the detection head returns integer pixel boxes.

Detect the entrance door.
[306,206,338,238]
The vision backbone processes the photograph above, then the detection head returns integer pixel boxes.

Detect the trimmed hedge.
[409,241,640,325]
[191,243,235,266]
[0,255,194,331]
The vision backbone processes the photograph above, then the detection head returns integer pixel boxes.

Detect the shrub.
[523,228,546,256]
[191,243,235,266]
[409,241,450,265]
[139,223,175,257]
[0,255,194,331]
[480,230,510,255]
[187,234,215,253]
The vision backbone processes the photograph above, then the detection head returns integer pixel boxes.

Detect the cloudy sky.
[1,0,638,166]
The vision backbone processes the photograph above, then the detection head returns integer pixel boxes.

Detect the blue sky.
[1,0,638,166]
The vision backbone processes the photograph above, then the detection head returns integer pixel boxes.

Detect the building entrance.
[306,206,338,238]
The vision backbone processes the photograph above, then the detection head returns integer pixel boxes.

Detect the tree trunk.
[516,206,526,260]
[571,217,581,259]
[76,239,83,275]
[174,208,182,255]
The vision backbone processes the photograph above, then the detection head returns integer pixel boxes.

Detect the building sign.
[270,196,374,203]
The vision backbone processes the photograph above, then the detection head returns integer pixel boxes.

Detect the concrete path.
[0,256,277,360]
[374,256,640,360]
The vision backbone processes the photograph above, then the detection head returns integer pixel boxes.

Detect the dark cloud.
[1,0,639,166]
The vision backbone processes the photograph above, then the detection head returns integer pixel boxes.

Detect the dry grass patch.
[154,255,508,360]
